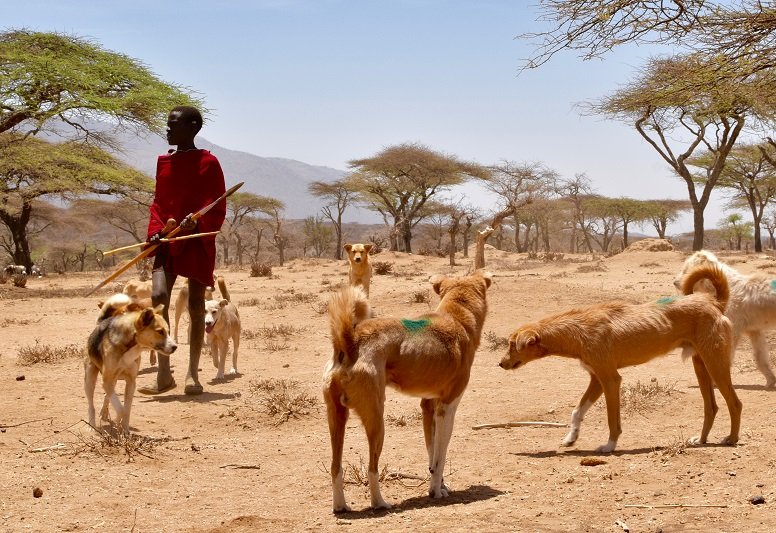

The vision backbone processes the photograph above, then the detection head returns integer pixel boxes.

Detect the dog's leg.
[702,353,742,445]
[215,338,227,380]
[354,395,390,509]
[428,395,462,498]
[121,374,137,434]
[596,371,622,453]
[101,376,122,426]
[229,332,239,375]
[84,362,99,430]
[324,380,351,513]
[689,354,718,445]
[748,330,776,388]
[562,374,603,447]
[149,350,157,367]
[420,398,435,468]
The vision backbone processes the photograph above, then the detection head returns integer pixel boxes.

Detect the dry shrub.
[239,297,264,307]
[73,425,174,462]
[248,378,318,424]
[311,300,329,315]
[372,261,394,275]
[256,324,301,338]
[270,290,318,309]
[264,339,290,352]
[12,274,27,287]
[410,289,430,304]
[18,340,84,365]
[386,410,422,427]
[250,262,273,277]
[620,379,678,414]
[576,262,607,273]
[1,317,40,326]
[654,434,688,460]
[484,331,509,351]
[341,457,427,488]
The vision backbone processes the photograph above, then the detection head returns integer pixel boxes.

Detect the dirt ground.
[1,245,775,532]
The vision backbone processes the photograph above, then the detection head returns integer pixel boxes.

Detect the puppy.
[204,276,241,380]
[344,243,373,297]
[323,270,492,512]
[675,250,776,387]
[85,294,177,433]
[499,264,741,453]
[174,283,214,343]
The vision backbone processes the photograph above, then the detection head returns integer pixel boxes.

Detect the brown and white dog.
[675,250,776,387]
[500,264,741,453]
[204,276,241,380]
[85,294,177,433]
[344,243,373,297]
[323,270,492,512]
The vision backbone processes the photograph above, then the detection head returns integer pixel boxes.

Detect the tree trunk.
[401,219,412,253]
[692,205,705,251]
[335,213,343,260]
[475,227,495,269]
[622,222,629,248]
[0,201,33,272]
[462,218,472,258]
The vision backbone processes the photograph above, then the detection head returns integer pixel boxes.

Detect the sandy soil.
[1,246,775,532]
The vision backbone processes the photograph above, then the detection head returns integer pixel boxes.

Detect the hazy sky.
[5,0,744,233]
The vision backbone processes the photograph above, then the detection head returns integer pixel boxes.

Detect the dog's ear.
[96,300,104,309]
[343,244,352,253]
[429,274,445,295]
[154,304,165,315]
[136,308,155,329]
[480,270,493,288]
[364,244,373,254]
[219,299,229,308]
[526,331,540,346]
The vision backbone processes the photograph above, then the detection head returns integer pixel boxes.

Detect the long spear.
[102,231,221,256]
[86,181,244,296]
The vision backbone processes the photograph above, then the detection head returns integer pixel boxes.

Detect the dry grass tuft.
[410,289,430,304]
[484,331,509,351]
[372,261,394,275]
[339,457,428,488]
[18,340,84,365]
[73,425,174,462]
[248,378,318,424]
[250,262,273,277]
[264,339,291,352]
[576,262,607,273]
[386,410,423,427]
[620,379,679,414]
[12,273,28,287]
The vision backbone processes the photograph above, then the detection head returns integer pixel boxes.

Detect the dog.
[499,264,741,453]
[675,250,776,387]
[204,276,241,380]
[344,243,373,297]
[122,279,152,300]
[323,269,492,511]
[174,283,214,343]
[4,264,26,276]
[85,294,177,433]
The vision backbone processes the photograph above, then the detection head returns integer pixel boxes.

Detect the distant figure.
[138,106,226,396]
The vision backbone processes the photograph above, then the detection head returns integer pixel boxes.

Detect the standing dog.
[499,264,741,453]
[85,294,177,433]
[323,270,492,512]
[123,279,158,366]
[204,276,241,380]
[174,283,214,343]
[344,243,373,297]
[675,250,776,387]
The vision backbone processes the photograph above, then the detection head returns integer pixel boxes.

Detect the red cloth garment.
[147,149,226,286]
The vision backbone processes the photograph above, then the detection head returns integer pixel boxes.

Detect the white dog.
[204,276,241,380]
[675,250,776,387]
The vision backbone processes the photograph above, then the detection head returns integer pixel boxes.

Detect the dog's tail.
[328,286,371,366]
[216,276,230,302]
[96,293,131,322]
[681,264,729,313]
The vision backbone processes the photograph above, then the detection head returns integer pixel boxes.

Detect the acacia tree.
[308,179,356,260]
[641,199,692,239]
[692,143,776,252]
[0,134,151,270]
[348,143,490,253]
[260,198,289,266]
[590,54,765,250]
[718,213,753,250]
[607,197,650,248]
[221,192,279,266]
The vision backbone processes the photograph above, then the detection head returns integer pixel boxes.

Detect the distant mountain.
[111,132,346,219]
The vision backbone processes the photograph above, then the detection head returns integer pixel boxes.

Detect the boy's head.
[166,106,203,147]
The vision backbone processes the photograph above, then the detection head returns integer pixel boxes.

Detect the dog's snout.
[169,344,177,353]
[354,256,362,262]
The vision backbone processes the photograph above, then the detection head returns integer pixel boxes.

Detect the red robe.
[147,149,226,286]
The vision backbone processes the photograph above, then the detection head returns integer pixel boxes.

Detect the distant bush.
[250,262,273,277]
[372,261,393,275]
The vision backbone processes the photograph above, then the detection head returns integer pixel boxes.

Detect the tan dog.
[85,294,177,433]
[122,279,152,300]
[323,270,492,512]
[499,264,741,453]
[204,276,241,380]
[174,283,214,343]
[344,243,373,297]
[675,250,776,387]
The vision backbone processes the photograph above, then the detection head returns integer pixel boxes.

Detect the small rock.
[16,375,25,381]
[749,495,766,505]
[33,487,43,498]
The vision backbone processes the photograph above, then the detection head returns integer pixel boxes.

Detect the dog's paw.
[228,367,237,375]
[371,498,391,510]
[720,435,739,446]
[333,503,352,513]
[561,434,578,447]
[429,486,450,498]
[594,440,617,453]
[687,435,705,446]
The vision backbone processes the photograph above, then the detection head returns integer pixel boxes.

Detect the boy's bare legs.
[139,268,177,394]
[185,279,206,395]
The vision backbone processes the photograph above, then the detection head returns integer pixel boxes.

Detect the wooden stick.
[472,421,568,430]
[29,443,66,453]
[102,231,221,256]
[219,463,261,469]
[624,503,728,509]
[0,417,53,429]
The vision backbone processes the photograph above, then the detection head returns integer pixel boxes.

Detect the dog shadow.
[508,447,656,459]
[687,383,775,392]
[207,372,242,385]
[338,484,504,518]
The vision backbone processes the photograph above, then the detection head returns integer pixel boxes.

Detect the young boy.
[140,106,226,395]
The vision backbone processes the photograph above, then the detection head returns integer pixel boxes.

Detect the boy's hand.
[180,214,197,231]
[145,232,163,248]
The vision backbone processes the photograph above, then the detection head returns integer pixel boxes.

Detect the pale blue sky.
[4,0,741,233]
